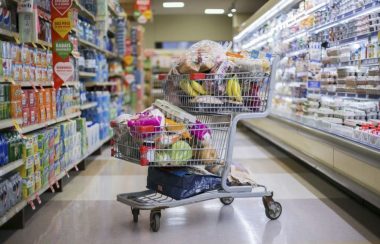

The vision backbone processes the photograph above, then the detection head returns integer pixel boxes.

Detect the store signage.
[53,17,72,38]
[54,62,74,82]
[50,0,73,89]
[307,81,321,89]
[52,0,73,16]
[53,40,73,59]
[134,0,152,23]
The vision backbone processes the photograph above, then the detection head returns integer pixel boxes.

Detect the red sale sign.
[51,0,73,89]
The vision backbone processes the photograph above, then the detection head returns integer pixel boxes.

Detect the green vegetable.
[155,152,171,166]
[170,141,192,164]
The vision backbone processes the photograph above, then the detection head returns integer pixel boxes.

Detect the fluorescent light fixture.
[231,8,236,13]
[205,9,224,14]
[163,2,184,8]
[228,13,233,17]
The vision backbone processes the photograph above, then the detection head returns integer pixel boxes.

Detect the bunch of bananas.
[179,80,207,97]
[226,77,242,102]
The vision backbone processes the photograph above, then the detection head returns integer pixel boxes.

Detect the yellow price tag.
[12,119,22,134]
[14,35,20,44]
[8,77,16,85]
[31,42,37,48]
[41,44,47,50]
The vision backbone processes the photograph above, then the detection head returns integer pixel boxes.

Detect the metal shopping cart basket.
[111,59,282,232]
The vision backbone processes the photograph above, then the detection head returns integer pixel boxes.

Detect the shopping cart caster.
[262,195,282,220]
[150,210,161,232]
[131,207,140,223]
[220,197,234,205]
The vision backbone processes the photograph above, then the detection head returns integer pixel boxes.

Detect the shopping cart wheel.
[220,197,234,205]
[150,211,161,232]
[262,196,282,220]
[131,208,140,223]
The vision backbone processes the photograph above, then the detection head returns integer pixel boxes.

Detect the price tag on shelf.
[65,169,70,178]
[28,200,36,210]
[12,119,23,134]
[49,184,55,193]
[35,193,41,205]
[74,165,79,171]
[13,34,20,44]
[55,180,60,189]
[31,42,37,48]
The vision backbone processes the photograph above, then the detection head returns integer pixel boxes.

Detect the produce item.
[193,147,218,164]
[170,140,192,164]
[226,77,242,102]
[190,80,207,95]
[179,80,199,97]
[155,152,172,166]
[165,118,191,139]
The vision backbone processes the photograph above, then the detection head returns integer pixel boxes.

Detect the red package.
[46,106,51,121]
[21,91,28,108]
[29,107,37,125]
[27,90,37,107]
[51,89,56,105]
[36,89,44,107]
[44,88,51,106]
[22,107,30,126]
[51,105,56,119]
[39,105,46,123]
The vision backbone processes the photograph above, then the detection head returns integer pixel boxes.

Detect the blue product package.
[147,167,222,200]
[0,134,4,166]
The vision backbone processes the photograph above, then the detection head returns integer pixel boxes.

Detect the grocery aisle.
[1,127,380,244]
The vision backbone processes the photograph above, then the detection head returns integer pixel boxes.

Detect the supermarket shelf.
[78,38,122,60]
[0,133,112,227]
[0,201,27,227]
[63,81,81,87]
[79,71,97,78]
[111,91,124,97]
[84,81,118,87]
[323,57,380,68]
[108,3,120,17]
[283,2,380,42]
[0,159,23,177]
[286,2,328,27]
[243,118,380,210]
[21,112,81,134]
[270,113,380,158]
[109,73,124,78]
[36,39,52,48]
[0,118,22,130]
[19,81,79,87]
[286,49,308,57]
[74,0,96,22]
[0,28,19,40]
[80,102,97,110]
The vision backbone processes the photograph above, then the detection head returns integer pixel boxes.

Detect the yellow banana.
[226,78,233,98]
[180,80,199,97]
[191,80,207,95]
[232,78,243,102]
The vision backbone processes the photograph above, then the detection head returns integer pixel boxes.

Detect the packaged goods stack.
[234,0,380,150]
[125,25,145,112]
[0,0,129,229]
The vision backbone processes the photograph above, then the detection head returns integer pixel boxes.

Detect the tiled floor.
[1,127,380,244]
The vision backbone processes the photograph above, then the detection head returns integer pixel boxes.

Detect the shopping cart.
[111,60,282,232]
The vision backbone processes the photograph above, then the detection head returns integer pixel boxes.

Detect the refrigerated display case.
[234,0,380,208]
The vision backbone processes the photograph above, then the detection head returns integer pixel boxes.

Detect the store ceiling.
[120,0,267,15]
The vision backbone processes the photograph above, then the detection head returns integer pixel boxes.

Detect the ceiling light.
[163,2,184,8]
[228,13,233,17]
[231,8,236,13]
[205,9,225,14]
